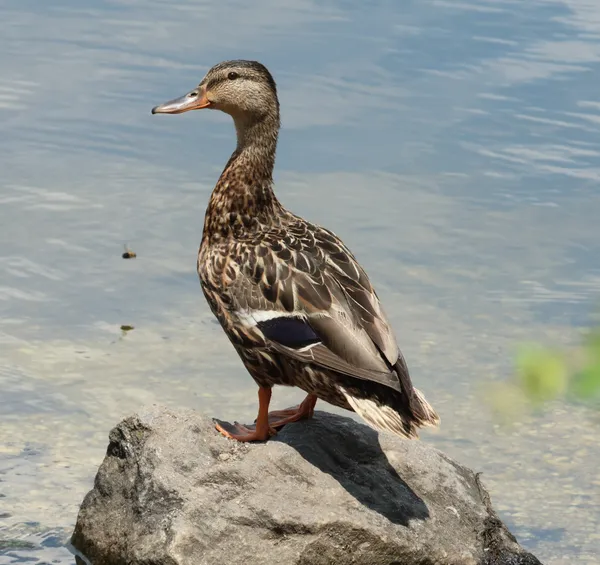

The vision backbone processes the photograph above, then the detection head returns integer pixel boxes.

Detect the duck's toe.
[266,405,301,425]
[264,394,319,429]
[213,418,277,442]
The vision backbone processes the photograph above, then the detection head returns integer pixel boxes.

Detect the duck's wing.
[231,225,404,393]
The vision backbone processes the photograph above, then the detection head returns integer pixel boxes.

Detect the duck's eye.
[227,72,239,80]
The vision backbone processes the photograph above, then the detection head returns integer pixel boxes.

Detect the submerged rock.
[71,406,542,565]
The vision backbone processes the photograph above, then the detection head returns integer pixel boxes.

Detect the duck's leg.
[214,387,277,442]
[267,393,318,429]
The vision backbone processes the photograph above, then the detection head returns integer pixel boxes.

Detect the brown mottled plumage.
[152,60,439,441]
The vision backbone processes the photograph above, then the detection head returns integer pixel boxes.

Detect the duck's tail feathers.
[412,387,440,427]
[394,354,439,427]
[341,389,416,438]
[340,385,439,440]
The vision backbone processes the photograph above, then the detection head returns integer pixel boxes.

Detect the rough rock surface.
[71,406,542,565]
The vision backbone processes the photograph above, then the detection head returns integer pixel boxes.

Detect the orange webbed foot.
[265,394,318,429]
[214,419,277,442]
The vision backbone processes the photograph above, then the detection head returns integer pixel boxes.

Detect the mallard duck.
[152,60,439,442]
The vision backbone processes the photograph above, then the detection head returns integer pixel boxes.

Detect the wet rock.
[71,406,542,565]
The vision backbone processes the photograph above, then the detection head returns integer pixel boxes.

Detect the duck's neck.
[203,111,283,242]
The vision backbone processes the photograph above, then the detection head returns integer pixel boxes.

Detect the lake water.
[1,0,599,563]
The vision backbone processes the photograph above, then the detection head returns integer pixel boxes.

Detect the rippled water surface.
[1,1,600,563]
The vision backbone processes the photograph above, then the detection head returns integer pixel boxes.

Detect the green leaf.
[571,361,600,400]
[515,344,568,404]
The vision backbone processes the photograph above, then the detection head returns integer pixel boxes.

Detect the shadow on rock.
[272,410,428,526]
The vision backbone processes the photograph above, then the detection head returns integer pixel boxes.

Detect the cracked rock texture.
[71,406,542,565]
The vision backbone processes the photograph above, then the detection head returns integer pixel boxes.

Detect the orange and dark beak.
[151,86,211,115]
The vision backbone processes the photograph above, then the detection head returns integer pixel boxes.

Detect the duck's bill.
[151,89,211,114]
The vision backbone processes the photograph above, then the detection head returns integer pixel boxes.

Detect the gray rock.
[71,406,542,565]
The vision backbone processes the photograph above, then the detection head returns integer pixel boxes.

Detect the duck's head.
[151,60,279,123]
